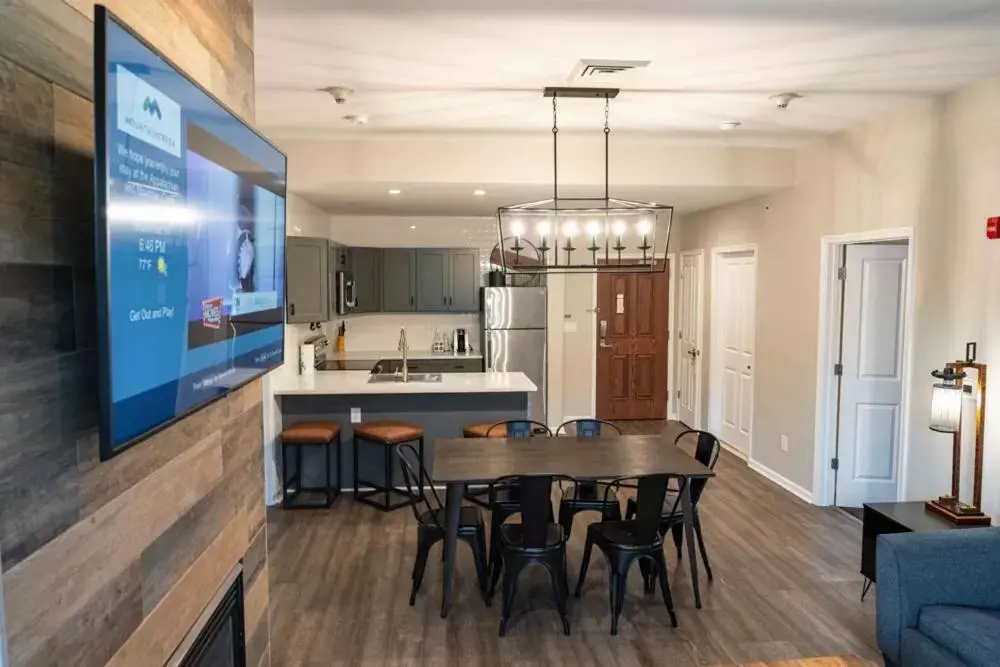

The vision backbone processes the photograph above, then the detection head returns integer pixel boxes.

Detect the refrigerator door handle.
[485,336,491,370]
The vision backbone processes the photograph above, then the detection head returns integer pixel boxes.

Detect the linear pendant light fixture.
[494,87,672,274]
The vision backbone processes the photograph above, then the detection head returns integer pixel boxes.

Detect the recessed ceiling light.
[343,114,369,125]
[473,189,486,196]
[649,202,657,206]
[409,225,416,230]
[389,189,401,195]
[720,120,742,131]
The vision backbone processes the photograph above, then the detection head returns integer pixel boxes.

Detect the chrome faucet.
[397,327,409,382]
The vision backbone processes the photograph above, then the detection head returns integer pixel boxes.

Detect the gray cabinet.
[286,236,329,323]
[416,249,450,312]
[382,249,417,312]
[349,247,382,313]
[448,249,480,312]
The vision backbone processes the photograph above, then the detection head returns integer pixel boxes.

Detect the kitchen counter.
[272,371,534,396]
[273,371,537,496]
[328,349,482,361]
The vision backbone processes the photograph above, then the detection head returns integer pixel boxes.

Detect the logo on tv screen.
[202,297,223,329]
[116,65,181,157]
[142,96,162,120]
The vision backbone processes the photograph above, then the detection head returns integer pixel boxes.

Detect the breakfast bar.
[271,371,537,491]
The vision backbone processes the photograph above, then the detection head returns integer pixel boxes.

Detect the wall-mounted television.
[94,6,287,459]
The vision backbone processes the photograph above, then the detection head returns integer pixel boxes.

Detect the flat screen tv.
[94,6,287,459]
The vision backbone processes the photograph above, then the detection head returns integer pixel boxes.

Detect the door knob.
[600,340,614,349]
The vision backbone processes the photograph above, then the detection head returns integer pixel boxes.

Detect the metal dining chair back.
[674,429,721,505]
[485,420,552,438]
[554,418,622,438]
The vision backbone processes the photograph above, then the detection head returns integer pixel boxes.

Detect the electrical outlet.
[351,407,362,424]
[780,435,789,452]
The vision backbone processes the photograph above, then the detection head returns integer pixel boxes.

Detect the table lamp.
[926,347,991,525]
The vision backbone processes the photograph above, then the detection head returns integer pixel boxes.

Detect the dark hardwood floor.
[267,421,879,667]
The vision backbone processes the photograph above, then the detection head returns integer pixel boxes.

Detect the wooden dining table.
[432,434,716,618]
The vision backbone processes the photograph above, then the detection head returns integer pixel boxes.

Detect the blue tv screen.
[94,7,287,458]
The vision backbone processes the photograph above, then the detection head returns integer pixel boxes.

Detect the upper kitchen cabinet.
[382,248,417,312]
[416,249,450,312]
[448,249,481,312]
[349,247,382,313]
[286,236,330,323]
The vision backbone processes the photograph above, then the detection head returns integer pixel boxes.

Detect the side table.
[861,501,980,600]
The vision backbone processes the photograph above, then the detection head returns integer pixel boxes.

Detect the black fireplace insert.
[179,570,247,667]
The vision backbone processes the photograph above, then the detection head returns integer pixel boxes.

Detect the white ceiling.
[254,0,1000,138]
[307,182,774,216]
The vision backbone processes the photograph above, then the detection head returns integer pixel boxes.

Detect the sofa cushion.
[917,605,1000,667]
[900,628,966,667]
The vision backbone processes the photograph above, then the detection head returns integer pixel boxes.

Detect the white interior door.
[835,243,908,507]
[678,252,703,428]
[716,251,756,454]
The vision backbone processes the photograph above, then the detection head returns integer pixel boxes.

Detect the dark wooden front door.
[596,264,669,420]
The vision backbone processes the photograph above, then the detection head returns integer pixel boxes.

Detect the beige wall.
[674,80,1000,512]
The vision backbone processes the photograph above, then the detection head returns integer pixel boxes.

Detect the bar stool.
[353,421,424,512]
[280,420,342,509]
[463,422,497,438]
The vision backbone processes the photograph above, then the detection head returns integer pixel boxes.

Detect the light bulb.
[510,219,525,236]
[586,220,602,237]
[612,220,626,236]
[536,220,550,237]
[562,221,578,237]
[637,219,652,235]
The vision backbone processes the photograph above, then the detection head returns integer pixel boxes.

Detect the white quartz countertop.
[328,350,483,361]
[272,371,535,396]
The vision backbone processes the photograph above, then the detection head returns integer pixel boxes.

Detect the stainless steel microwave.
[334,270,356,315]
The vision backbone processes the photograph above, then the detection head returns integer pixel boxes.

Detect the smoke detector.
[770,92,803,110]
[319,86,354,104]
[343,114,369,125]
[720,120,742,131]
[569,59,650,83]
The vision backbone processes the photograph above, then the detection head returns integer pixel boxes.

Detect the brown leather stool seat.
[354,421,423,445]
[279,420,343,510]
[463,422,498,438]
[353,421,425,512]
[281,420,341,444]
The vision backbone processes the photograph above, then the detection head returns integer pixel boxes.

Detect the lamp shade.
[929,382,962,433]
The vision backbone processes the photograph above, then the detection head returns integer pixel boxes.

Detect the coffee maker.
[453,328,470,354]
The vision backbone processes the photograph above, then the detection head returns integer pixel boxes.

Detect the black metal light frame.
[496,87,672,274]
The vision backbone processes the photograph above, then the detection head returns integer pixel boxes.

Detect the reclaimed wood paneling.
[107,513,248,667]
[0,0,269,664]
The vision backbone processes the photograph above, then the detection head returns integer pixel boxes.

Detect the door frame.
[708,244,758,460]
[678,249,706,429]
[812,227,916,507]
[666,253,677,420]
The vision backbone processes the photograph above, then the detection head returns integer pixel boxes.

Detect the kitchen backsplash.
[328,313,482,352]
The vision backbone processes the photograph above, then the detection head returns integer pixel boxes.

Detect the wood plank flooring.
[267,421,880,667]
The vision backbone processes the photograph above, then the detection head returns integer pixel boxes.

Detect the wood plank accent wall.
[0,1,269,665]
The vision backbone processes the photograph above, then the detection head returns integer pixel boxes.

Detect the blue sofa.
[877,528,1000,667]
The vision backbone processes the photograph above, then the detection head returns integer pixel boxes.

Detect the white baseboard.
[747,459,814,504]
[719,440,748,462]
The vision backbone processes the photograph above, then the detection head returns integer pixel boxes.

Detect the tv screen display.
[95,7,287,459]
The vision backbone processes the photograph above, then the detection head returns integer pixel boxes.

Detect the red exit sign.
[988,217,1000,239]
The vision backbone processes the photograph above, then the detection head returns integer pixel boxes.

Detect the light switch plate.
[351,407,362,423]
[780,435,789,452]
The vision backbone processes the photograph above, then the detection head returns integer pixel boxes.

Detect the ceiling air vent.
[570,59,650,83]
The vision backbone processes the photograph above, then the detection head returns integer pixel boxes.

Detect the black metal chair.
[398,444,488,606]
[487,474,574,636]
[555,419,624,539]
[575,474,682,635]
[624,429,722,580]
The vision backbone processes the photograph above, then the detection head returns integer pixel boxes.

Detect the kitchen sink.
[367,372,442,384]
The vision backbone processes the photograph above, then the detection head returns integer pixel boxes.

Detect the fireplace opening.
[169,565,247,667]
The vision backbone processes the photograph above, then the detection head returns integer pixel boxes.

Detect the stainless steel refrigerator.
[482,286,547,425]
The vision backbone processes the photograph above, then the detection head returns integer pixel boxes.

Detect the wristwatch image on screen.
[236,228,255,292]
